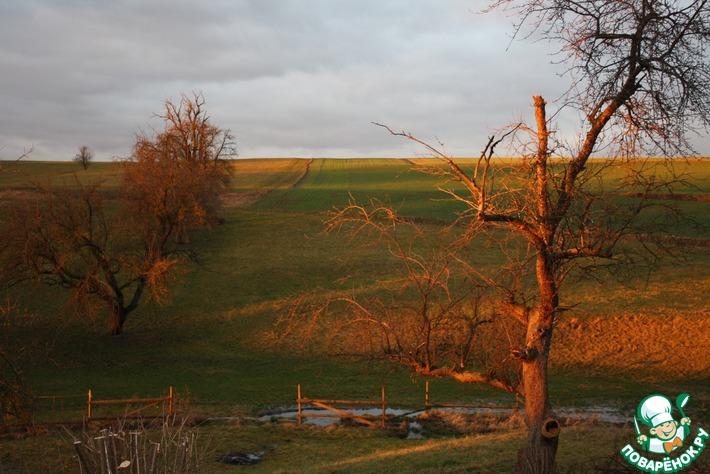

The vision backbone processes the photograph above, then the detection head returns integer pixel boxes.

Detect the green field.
[1,158,709,472]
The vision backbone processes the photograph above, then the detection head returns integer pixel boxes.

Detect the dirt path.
[291,158,313,188]
[222,159,313,208]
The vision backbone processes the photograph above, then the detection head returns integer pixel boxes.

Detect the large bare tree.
[123,93,235,237]
[278,1,709,473]
[0,182,178,335]
[379,1,709,472]
[0,94,235,335]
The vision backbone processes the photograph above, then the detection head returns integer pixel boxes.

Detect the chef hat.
[637,395,674,427]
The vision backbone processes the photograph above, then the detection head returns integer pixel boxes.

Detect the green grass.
[4,421,710,473]
[9,421,708,473]
[0,161,125,188]
[1,158,709,471]
[3,159,709,395]
[3,158,709,403]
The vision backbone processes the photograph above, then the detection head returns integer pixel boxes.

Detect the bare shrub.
[274,200,521,393]
[69,417,207,474]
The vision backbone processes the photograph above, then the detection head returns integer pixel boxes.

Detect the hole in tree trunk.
[541,417,560,439]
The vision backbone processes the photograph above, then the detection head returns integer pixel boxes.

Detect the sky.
[1,0,708,161]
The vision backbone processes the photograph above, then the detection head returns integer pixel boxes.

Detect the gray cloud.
[1,0,707,160]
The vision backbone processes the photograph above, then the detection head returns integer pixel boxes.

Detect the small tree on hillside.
[74,145,93,170]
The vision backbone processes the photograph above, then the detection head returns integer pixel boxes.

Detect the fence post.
[297,384,302,425]
[425,380,430,411]
[87,389,92,420]
[381,385,386,429]
[168,386,174,416]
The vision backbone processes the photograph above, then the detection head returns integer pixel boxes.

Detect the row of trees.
[0,94,235,335]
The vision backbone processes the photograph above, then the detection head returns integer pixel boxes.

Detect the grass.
[1,158,709,471]
[3,420,709,473]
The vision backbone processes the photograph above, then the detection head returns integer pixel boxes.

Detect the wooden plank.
[381,385,386,429]
[91,397,169,406]
[294,412,381,420]
[123,400,162,418]
[35,395,85,400]
[310,400,377,428]
[168,386,174,416]
[297,384,302,425]
[298,398,379,406]
[425,380,430,410]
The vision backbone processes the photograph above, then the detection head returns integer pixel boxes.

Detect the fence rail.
[87,386,175,420]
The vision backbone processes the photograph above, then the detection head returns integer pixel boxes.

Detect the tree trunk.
[515,253,560,473]
[515,311,558,473]
[108,304,127,336]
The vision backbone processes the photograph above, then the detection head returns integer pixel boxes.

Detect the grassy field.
[1,158,709,472]
[12,421,705,474]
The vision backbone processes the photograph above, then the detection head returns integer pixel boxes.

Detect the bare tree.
[0,94,234,335]
[74,145,93,170]
[122,92,235,242]
[369,1,710,472]
[274,200,523,393]
[0,182,177,335]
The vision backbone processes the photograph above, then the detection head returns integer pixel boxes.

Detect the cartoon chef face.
[650,420,678,441]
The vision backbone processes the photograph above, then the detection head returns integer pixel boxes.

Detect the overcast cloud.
[1,0,708,160]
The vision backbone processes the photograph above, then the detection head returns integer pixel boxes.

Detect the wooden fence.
[1,387,178,429]
[296,384,387,428]
[291,381,508,430]
[9,380,505,428]
[86,386,175,420]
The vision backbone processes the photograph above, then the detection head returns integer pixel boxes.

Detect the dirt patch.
[552,312,710,379]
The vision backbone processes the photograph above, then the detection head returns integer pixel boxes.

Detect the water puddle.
[260,405,624,425]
